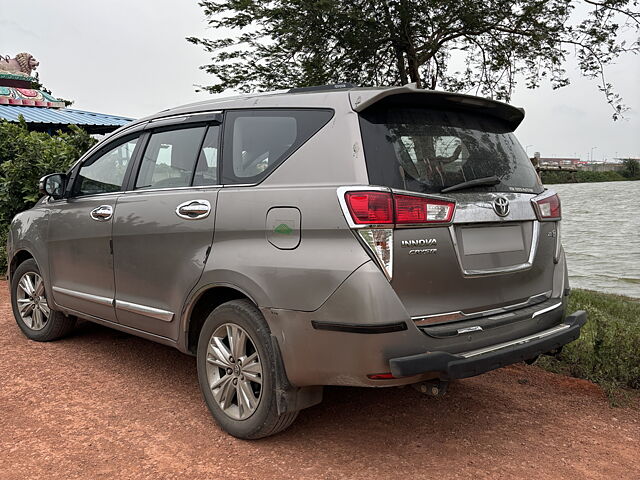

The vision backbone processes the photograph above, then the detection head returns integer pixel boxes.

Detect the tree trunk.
[395,45,409,85]
[381,1,408,85]
[406,49,422,88]
[398,0,421,88]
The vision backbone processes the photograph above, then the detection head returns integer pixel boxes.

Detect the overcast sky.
[2,0,639,161]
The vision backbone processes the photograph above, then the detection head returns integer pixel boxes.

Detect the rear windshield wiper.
[440,175,501,193]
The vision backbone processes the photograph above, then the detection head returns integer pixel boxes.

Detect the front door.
[112,122,221,339]
[48,134,141,321]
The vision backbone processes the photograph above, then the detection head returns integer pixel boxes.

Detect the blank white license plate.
[461,225,524,255]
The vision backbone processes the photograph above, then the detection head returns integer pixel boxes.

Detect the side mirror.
[39,173,67,200]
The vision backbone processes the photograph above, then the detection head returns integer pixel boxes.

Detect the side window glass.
[135,126,206,190]
[73,137,138,196]
[222,109,333,184]
[193,125,220,186]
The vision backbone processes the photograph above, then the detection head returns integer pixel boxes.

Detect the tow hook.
[412,380,448,397]
[544,346,564,358]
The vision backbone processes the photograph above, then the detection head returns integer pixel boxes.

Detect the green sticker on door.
[274,223,293,235]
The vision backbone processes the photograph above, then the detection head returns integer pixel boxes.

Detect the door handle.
[176,199,211,219]
[90,205,113,221]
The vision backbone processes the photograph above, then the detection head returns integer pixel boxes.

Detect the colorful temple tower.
[0,52,131,134]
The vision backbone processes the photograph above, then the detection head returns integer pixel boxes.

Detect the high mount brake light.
[532,192,561,220]
[343,191,455,225]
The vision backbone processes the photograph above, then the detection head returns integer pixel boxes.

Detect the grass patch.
[535,289,640,405]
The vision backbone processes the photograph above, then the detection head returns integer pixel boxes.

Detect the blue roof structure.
[0,105,132,133]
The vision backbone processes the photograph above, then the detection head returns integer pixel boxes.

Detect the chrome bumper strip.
[412,291,552,326]
[460,323,571,358]
[531,302,563,318]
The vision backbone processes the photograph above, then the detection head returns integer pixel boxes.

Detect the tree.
[188,0,639,119]
[0,118,96,271]
[623,158,640,178]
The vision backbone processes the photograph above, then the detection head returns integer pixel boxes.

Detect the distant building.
[0,52,131,134]
[538,157,582,166]
[582,163,626,173]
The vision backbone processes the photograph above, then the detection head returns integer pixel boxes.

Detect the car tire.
[197,299,298,439]
[11,258,76,341]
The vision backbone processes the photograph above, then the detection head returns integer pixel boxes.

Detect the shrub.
[622,158,640,179]
[0,118,96,272]
[540,169,628,184]
[537,289,640,401]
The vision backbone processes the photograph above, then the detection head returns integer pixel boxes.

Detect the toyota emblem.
[493,196,510,217]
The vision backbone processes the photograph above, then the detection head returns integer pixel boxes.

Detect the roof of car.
[114,85,525,138]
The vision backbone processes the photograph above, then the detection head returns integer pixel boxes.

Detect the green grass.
[536,289,640,404]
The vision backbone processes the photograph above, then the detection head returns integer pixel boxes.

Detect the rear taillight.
[344,191,393,224]
[343,191,455,226]
[532,192,561,221]
[394,194,455,224]
[340,188,456,281]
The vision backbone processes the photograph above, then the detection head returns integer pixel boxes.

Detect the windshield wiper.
[440,175,501,193]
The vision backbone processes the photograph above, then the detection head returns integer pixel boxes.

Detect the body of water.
[551,181,640,298]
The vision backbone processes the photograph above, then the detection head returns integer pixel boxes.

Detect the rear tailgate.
[392,192,557,319]
[355,91,560,322]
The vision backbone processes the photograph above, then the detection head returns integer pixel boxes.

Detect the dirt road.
[1,281,638,479]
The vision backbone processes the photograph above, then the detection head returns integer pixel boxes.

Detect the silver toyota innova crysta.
[8,84,586,438]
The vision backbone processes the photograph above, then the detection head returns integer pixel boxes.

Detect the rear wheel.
[196,299,298,439]
[11,259,76,341]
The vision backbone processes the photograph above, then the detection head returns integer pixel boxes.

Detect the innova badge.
[493,196,510,217]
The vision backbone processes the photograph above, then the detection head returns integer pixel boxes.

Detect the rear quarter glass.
[221,108,334,185]
[358,107,543,195]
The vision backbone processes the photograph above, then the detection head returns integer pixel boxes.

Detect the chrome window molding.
[51,191,121,202]
[412,290,552,326]
[52,286,113,307]
[447,220,540,277]
[148,110,223,123]
[115,300,174,322]
[122,184,223,195]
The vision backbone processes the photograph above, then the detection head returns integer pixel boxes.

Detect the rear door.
[111,116,222,339]
[358,104,560,320]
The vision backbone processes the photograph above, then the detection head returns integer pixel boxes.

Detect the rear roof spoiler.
[349,85,525,131]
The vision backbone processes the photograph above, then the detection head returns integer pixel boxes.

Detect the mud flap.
[271,335,323,415]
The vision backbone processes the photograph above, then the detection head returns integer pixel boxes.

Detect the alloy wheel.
[15,272,50,331]
[205,323,263,420]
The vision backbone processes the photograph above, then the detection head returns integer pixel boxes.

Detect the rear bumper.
[389,310,586,380]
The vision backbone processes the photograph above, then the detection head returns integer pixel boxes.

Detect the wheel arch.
[9,249,36,281]
[182,283,258,355]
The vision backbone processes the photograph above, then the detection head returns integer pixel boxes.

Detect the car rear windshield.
[359,107,543,195]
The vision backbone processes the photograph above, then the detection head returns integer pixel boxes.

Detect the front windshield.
[359,107,543,195]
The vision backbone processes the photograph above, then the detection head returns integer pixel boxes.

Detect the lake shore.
[536,288,640,403]
[541,170,640,184]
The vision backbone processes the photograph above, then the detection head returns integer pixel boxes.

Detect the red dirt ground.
[0,281,638,479]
